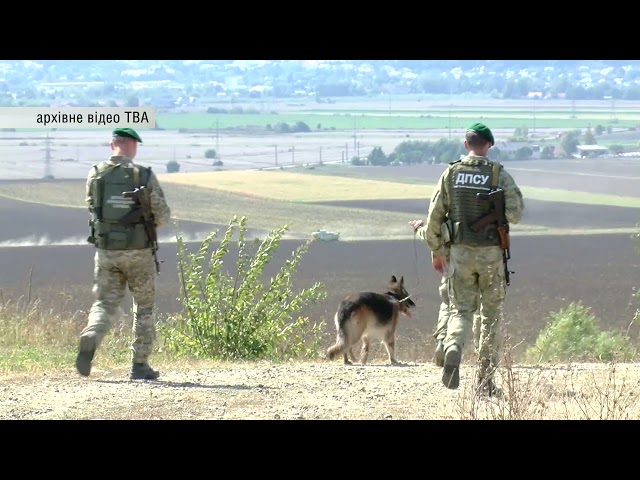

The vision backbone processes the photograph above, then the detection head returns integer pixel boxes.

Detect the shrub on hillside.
[525,301,636,363]
[159,216,327,361]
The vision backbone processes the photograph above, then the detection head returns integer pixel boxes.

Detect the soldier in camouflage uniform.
[408,231,485,367]
[412,123,524,394]
[76,127,172,380]
[433,253,485,366]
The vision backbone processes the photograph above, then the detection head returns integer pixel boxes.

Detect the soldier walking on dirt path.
[410,122,524,395]
[407,239,486,367]
[76,127,172,381]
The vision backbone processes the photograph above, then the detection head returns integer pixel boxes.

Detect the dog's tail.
[327,310,349,360]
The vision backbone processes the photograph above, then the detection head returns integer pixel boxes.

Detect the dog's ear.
[399,276,404,286]
[390,275,397,283]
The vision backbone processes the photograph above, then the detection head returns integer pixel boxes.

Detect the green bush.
[525,301,636,363]
[159,216,327,361]
[166,160,180,173]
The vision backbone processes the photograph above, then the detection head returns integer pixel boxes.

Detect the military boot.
[75,335,96,377]
[442,345,461,389]
[434,340,445,368]
[130,363,160,380]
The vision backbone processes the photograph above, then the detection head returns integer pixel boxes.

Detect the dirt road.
[2,361,639,420]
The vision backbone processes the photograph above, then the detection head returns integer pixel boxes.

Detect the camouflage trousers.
[434,275,483,353]
[444,244,506,380]
[80,248,157,364]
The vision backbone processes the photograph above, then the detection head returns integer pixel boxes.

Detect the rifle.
[118,186,161,274]
[471,188,513,286]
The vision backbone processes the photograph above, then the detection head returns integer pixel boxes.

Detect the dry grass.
[455,331,640,420]
[0,271,174,374]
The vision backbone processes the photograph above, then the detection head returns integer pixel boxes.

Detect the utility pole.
[346,142,349,160]
[353,117,357,151]
[274,144,278,165]
[292,146,295,164]
[612,97,616,122]
[357,141,360,158]
[42,132,54,179]
[319,146,322,164]
[216,119,219,153]
[533,103,536,134]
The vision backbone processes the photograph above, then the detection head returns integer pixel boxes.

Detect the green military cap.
[466,122,494,146]
[112,127,143,143]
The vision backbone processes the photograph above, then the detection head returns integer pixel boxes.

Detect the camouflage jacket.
[86,155,172,228]
[418,155,524,257]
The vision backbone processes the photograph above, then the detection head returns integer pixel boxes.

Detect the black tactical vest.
[88,161,152,250]
[448,158,501,247]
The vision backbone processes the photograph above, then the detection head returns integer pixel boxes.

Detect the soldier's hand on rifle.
[432,254,447,275]
[408,219,424,232]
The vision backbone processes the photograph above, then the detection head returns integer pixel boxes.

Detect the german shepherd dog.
[327,275,416,365]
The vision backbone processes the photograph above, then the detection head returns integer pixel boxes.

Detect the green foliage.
[166,160,180,173]
[583,127,596,144]
[540,145,555,159]
[609,144,625,154]
[508,126,529,142]
[272,121,311,133]
[525,302,636,363]
[560,129,581,156]
[390,139,465,164]
[159,216,327,361]
[515,146,533,160]
[632,225,640,330]
[367,146,388,166]
[393,140,432,164]
[206,106,259,114]
[632,223,640,256]
[205,148,217,159]
[292,121,311,133]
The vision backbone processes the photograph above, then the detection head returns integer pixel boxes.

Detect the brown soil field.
[1,229,638,361]
[312,198,640,230]
[333,158,640,198]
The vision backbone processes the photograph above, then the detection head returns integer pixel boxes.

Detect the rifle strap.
[491,162,500,188]
[133,165,140,188]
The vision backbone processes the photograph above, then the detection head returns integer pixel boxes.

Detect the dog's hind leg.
[342,337,360,366]
[327,310,354,365]
[359,335,371,365]
[347,345,358,364]
[383,330,399,365]
[342,314,367,366]
[327,333,353,365]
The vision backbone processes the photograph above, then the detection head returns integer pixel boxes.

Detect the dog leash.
[413,230,421,288]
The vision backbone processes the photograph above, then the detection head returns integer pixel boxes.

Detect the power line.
[41,132,54,178]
